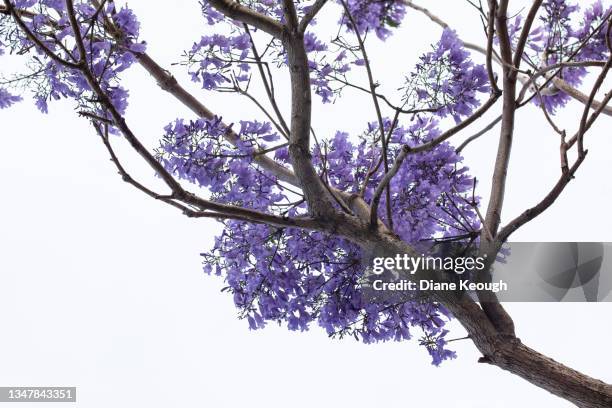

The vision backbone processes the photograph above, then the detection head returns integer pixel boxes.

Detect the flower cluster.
[0,87,22,109]
[191,3,355,103]
[535,0,585,113]
[156,110,477,365]
[341,0,407,40]
[202,206,458,365]
[0,1,145,116]
[188,33,252,90]
[506,0,611,113]
[403,29,490,122]
[574,1,612,62]
[157,117,286,210]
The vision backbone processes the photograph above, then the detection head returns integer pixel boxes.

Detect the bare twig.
[411,95,501,154]
[455,115,502,153]
[243,24,290,138]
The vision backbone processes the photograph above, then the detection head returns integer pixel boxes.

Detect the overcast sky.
[0,1,610,407]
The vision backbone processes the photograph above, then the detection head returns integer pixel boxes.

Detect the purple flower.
[0,88,22,109]
[341,0,406,40]
[403,28,490,122]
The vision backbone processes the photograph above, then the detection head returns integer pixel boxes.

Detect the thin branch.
[65,0,87,61]
[481,0,516,242]
[552,77,612,117]
[485,1,500,93]
[455,114,502,153]
[243,24,290,137]
[369,145,411,228]
[410,94,501,154]
[232,84,289,140]
[137,53,299,186]
[2,0,81,69]
[207,0,283,38]
[512,0,543,72]
[92,122,317,228]
[496,152,587,243]
[340,0,393,229]
[320,72,440,114]
[403,1,449,28]
[298,0,328,33]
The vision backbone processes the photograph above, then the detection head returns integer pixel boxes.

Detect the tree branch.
[298,0,328,33]
[410,94,501,154]
[59,0,320,231]
[496,152,587,243]
[281,0,337,218]
[482,0,515,241]
[243,24,290,137]
[340,0,393,229]
[485,1,500,93]
[2,0,81,69]
[369,145,411,228]
[136,53,299,186]
[512,0,543,72]
[576,53,612,155]
[455,115,502,153]
[207,0,283,38]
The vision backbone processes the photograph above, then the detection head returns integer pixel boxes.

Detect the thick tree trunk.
[439,293,612,408]
[483,342,612,408]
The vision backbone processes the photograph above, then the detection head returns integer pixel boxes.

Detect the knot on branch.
[226,0,240,15]
[157,72,178,91]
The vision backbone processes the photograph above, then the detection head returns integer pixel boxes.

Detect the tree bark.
[439,290,612,408]
[482,342,612,408]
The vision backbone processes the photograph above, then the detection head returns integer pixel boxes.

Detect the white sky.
[0,1,610,407]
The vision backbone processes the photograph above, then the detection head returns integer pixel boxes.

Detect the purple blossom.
[575,1,612,62]
[0,88,22,109]
[505,0,608,114]
[112,6,141,39]
[188,33,252,91]
[404,28,490,122]
[155,109,476,365]
[341,0,406,40]
[0,1,145,120]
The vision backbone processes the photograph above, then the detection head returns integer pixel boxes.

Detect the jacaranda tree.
[1,1,610,406]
